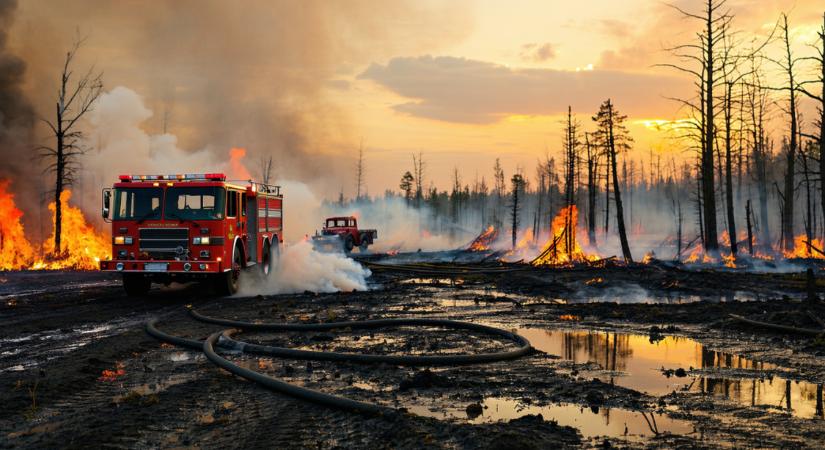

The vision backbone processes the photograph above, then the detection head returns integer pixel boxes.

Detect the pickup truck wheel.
[216,246,242,295]
[359,242,369,253]
[343,235,354,253]
[123,274,151,297]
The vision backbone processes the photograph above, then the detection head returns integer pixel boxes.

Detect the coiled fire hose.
[146,308,533,415]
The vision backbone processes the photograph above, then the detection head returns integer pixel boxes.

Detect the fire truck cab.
[99,173,282,296]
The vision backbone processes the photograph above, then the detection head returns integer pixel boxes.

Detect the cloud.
[359,55,688,123]
[598,19,633,39]
[520,42,557,62]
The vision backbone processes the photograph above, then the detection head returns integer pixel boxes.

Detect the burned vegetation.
[2,1,825,450]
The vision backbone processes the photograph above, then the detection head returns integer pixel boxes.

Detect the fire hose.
[146,308,533,415]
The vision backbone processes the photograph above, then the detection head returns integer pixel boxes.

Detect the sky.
[6,0,825,200]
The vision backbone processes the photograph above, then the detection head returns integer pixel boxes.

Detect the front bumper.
[100,259,224,274]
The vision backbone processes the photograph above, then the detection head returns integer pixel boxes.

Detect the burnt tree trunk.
[701,0,720,252]
[724,81,737,255]
[779,14,798,251]
[606,101,633,263]
[54,102,64,255]
[746,199,754,255]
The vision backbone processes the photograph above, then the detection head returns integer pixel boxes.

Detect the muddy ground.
[1,257,825,449]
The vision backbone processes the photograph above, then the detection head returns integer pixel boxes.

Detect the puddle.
[519,328,825,419]
[409,397,693,439]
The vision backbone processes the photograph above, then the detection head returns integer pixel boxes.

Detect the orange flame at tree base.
[532,206,598,266]
[0,180,110,271]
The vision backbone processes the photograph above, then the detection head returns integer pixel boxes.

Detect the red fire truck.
[99,173,283,296]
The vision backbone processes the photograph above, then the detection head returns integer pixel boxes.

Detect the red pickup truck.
[313,216,377,253]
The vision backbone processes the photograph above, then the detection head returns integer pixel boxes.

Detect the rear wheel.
[123,274,151,297]
[261,241,279,278]
[216,245,242,295]
[359,233,370,253]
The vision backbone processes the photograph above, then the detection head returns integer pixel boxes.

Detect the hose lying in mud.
[146,308,533,415]
[363,261,531,275]
[729,313,824,336]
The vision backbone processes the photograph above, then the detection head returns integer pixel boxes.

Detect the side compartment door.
[245,193,257,262]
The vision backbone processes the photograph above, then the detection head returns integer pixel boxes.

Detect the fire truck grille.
[139,228,189,259]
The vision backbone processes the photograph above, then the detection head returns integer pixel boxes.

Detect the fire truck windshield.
[113,187,163,221]
[164,187,225,220]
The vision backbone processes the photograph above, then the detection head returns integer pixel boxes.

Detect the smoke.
[0,0,36,228]
[319,197,473,253]
[240,240,371,295]
[8,0,471,203]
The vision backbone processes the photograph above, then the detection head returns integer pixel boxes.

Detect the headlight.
[193,237,200,245]
[193,237,210,245]
[124,236,133,245]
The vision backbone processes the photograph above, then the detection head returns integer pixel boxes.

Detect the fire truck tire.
[261,241,276,278]
[123,274,151,297]
[216,245,242,296]
[344,235,354,253]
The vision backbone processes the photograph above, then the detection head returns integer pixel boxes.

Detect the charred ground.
[1,258,825,449]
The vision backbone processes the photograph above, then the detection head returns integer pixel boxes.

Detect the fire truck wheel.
[344,235,354,253]
[216,246,242,295]
[123,274,151,297]
[261,242,275,278]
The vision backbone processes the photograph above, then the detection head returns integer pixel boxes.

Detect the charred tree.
[510,173,524,249]
[355,140,365,200]
[584,132,598,246]
[562,106,580,253]
[493,158,505,230]
[771,13,801,251]
[412,151,425,208]
[37,36,103,256]
[594,99,633,263]
[799,14,825,242]
[660,0,734,253]
[745,199,754,255]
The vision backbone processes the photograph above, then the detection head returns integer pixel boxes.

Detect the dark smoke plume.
[0,0,37,226]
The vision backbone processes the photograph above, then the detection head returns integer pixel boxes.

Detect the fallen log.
[729,314,823,336]
[801,240,825,258]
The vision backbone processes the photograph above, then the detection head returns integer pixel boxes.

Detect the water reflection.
[408,397,694,439]
[519,328,824,419]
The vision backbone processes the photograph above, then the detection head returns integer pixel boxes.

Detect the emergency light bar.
[118,173,226,182]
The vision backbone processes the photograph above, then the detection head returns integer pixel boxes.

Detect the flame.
[784,235,825,259]
[531,206,597,266]
[558,314,581,321]
[38,190,111,270]
[98,362,126,382]
[0,180,35,270]
[468,225,498,251]
[229,147,252,180]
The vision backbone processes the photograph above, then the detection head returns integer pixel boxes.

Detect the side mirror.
[102,189,111,219]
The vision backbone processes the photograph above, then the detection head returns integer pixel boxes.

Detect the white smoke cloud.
[241,240,371,295]
[86,86,220,183]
